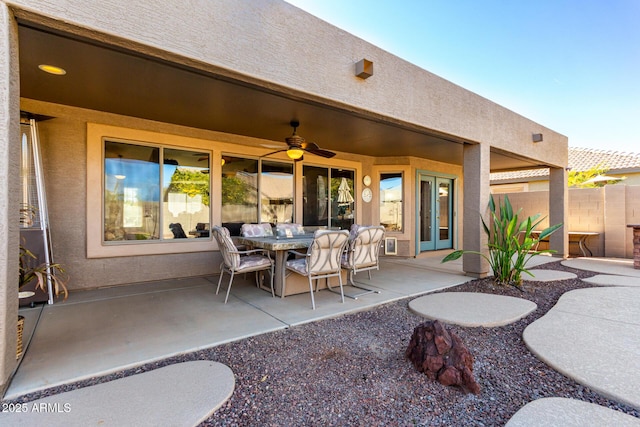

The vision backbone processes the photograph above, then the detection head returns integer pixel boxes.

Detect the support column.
[0,5,21,396]
[548,166,568,258]
[462,143,490,278]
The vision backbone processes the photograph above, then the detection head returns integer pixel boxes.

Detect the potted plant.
[19,244,68,300]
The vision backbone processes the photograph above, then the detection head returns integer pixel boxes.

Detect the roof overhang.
[17,22,548,172]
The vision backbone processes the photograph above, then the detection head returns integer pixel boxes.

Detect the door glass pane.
[330,169,355,230]
[261,160,294,224]
[221,156,258,235]
[303,165,329,227]
[420,179,432,242]
[438,181,451,240]
[380,173,403,232]
[104,141,160,241]
[163,148,210,239]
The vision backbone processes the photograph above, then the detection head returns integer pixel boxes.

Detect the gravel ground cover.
[6,260,640,426]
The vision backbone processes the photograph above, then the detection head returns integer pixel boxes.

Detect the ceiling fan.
[264,120,336,160]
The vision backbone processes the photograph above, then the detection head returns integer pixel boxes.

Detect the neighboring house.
[491,147,640,193]
[0,0,569,393]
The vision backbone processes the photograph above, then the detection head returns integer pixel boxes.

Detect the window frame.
[88,123,363,257]
[379,171,405,233]
[301,164,356,229]
[88,123,218,258]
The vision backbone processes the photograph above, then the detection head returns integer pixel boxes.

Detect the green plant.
[442,194,563,288]
[568,164,608,188]
[19,244,68,300]
[19,204,69,300]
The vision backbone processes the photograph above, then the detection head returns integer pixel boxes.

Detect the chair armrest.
[286,249,309,258]
[230,248,271,259]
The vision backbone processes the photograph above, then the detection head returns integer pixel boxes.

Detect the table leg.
[578,235,593,257]
[274,250,287,298]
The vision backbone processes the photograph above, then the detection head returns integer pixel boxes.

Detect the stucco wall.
[8,0,567,168]
[0,1,20,395]
[497,186,640,258]
[23,98,377,289]
[23,100,229,290]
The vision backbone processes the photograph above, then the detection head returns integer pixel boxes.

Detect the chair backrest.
[307,230,350,275]
[347,225,385,269]
[169,222,187,238]
[241,223,274,237]
[276,223,305,237]
[212,226,240,270]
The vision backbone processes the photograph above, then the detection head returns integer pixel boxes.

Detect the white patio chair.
[285,229,350,310]
[341,225,385,299]
[212,226,275,303]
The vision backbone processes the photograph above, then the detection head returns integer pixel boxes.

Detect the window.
[260,160,294,224]
[221,156,258,235]
[221,156,293,235]
[104,141,210,242]
[303,166,355,229]
[380,172,403,232]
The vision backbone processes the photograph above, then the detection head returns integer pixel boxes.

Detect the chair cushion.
[276,223,305,237]
[237,255,273,272]
[349,223,363,241]
[286,258,308,275]
[241,223,274,237]
[213,226,242,268]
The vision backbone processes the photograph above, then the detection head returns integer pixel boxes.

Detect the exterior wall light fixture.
[355,59,373,79]
[532,133,543,143]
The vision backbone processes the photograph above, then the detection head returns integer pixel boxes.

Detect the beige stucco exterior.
[0,0,569,394]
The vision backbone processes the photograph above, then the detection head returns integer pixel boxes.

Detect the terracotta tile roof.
[491,147,640,182]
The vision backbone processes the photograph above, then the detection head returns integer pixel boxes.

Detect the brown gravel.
[7,260,640,426]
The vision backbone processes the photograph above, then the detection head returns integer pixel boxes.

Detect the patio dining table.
[234,234,315,297]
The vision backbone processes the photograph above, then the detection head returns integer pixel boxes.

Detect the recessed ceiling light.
[38,64,66,75]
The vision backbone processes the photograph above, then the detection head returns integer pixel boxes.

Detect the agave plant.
[19,244,68,300]
[443,194,563,288]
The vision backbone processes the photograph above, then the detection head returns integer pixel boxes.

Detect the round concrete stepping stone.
[525,269,577,282]
[562,258,640,277]
[0,361,234,426]
[409,292,537,327]
[523,287,640,410]
[506,397,640,427]
[583,274,640,287]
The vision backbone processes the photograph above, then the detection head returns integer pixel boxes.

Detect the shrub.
[442,194,562,288]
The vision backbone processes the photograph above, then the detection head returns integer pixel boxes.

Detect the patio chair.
[212,226,275,303]
[285,229,350,310]
[341,225,385,298]
[169,222,187,238]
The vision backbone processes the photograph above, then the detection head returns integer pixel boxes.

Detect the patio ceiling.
[17,23,545,172]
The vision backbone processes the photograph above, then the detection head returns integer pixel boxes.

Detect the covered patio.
[6,254,472,399]
[1,0,569,396]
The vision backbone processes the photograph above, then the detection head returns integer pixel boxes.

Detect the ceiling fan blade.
[259,148,288,158]
[301,141,336,158]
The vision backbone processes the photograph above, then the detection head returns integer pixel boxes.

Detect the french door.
[417,173,454,252]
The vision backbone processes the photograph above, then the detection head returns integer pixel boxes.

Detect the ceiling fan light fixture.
[286,147,304,160]
[38,64,66,75]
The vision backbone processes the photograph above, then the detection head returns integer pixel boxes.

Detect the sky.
[285,0,640,153]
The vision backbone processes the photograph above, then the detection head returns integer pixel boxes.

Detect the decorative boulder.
[405,320,480,394]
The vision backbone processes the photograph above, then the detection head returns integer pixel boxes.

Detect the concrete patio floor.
[6,253,474,400]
